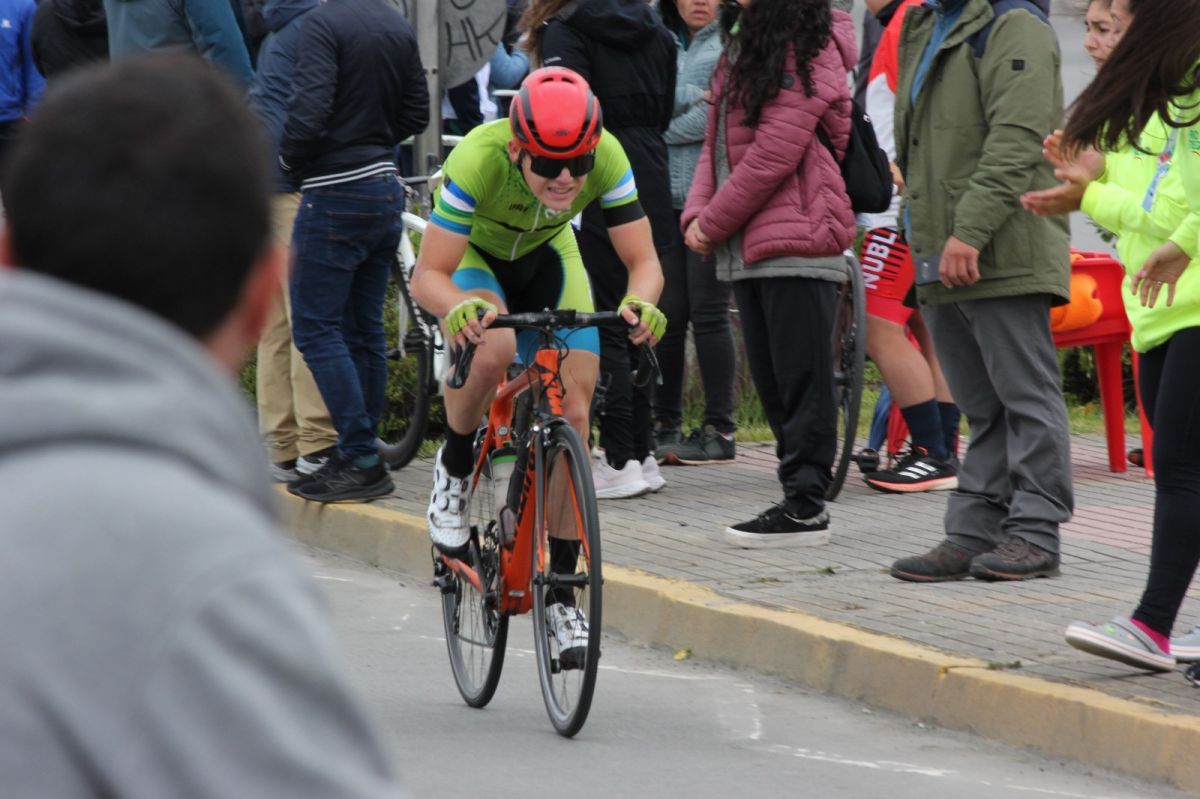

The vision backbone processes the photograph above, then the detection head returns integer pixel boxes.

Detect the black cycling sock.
[939,401,962,458]
[547,538,581,607]
[899,399,948,461]
[440,427,475,478]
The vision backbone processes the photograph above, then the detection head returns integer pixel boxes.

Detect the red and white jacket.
[862,0,921,230]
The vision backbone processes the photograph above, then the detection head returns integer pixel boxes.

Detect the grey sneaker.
[663,425,736,465]
[969,534,1060,581]
[1171,625,1200,662]
[890,539,984,582]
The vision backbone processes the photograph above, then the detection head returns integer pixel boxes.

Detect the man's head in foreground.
[1,54,283,371]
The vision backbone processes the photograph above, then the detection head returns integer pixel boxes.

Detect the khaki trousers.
[256,192,336,461]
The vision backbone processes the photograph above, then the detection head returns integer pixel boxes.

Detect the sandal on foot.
[1064,617,1174,672]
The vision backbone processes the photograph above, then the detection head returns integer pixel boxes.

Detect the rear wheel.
[827,259,865,501]
[439,437,509,707]
[530,422,602,737]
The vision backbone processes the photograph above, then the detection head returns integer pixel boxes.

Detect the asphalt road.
[305,547,1189,799]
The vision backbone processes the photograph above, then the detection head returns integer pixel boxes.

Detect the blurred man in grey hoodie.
[0,55,406,798]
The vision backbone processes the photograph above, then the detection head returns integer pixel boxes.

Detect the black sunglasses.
[525,152,596,179]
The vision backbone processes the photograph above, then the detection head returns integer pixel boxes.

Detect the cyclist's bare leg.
[546,351,599,543]
[442,289,516,437]
[908,311,953,403]
[865,315,935,407]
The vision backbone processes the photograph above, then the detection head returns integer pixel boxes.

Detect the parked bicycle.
[377,175,445,470]
[432,309,657,737]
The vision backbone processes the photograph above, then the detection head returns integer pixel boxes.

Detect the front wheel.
[530,422,602,737]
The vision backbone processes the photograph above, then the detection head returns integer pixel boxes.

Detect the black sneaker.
[665,424,736,465]
[291,458,394,503]
[287,452,340,493]
[296,444,339,476]
[864,446,957,493]
[890,539,985,582]
[269,458,298,483]
[722,504,830,548]
[969,533,1060,581]
[653,424,683,464]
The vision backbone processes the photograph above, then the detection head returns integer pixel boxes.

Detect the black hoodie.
[31,0,108,80]
[541,0,676,249]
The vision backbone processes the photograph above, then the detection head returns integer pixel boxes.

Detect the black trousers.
[733,276,837,518]
[578,223,654,467]
[1133,326,1200,635]
[653,211,736,433]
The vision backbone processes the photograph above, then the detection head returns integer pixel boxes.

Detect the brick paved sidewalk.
[377,433,1200,713]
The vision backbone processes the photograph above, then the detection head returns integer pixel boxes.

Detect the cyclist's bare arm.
[608,216,665,346]
[411,223,496,347]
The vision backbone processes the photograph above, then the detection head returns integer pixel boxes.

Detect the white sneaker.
[592,457,649,499]
[546,602,589,669]
[427,446,471,554]
[640,455,666,493]
[1171,625,1200,662]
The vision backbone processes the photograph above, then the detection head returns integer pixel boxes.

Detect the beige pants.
[256,192,336,461]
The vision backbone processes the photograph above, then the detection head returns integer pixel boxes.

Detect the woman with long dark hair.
[682,0,856,547]
[1054,0,1200,673]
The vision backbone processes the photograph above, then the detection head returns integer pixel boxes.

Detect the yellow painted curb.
[279,491,1200,793]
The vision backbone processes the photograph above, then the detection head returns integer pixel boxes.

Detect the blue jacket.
[103,0,253,87]
[0,0,45,121]
[248,0,318,191]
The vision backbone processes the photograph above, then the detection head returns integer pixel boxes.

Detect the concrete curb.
[281,493,1200,793]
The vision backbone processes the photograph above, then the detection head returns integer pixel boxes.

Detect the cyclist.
[410,67,665,658]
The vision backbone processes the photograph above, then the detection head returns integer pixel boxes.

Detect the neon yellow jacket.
[1167,92,1200,258]
[1081,113,1200,351]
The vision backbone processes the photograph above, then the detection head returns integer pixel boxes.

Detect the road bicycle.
[377,175,445,470]
[827,253,866,500]
[432,309,657,737]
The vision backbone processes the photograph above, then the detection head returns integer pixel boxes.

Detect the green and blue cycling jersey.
[431,120,644,361]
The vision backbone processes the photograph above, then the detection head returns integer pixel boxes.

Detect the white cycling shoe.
[427,447,471,556]
[547,602,589,670]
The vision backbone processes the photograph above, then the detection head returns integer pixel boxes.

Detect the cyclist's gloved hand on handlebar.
[618,294,667,346]
[445,296,498,346]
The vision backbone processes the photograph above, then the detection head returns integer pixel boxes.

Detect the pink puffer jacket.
[681,11,857,266]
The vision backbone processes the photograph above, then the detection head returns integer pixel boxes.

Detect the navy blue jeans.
[290,175,403,459]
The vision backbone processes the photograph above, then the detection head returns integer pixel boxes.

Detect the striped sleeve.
[430,178,477,235]
[600,168,638,209]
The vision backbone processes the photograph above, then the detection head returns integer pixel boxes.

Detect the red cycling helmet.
[510,67,603,159]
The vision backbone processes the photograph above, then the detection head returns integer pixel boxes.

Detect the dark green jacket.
[894,0,1070,306]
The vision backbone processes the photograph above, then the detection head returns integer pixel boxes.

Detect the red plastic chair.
[1051,253,1153,476]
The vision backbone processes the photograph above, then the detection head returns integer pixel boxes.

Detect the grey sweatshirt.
[0,271,403,798]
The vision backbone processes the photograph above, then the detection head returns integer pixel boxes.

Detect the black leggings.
[1132,327,1200,636]
[653,211,736,433]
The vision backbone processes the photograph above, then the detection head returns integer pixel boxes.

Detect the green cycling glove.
[619,294,667,341]
[445,297,498,337]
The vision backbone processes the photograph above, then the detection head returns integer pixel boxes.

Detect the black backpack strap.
[967,0,1049,58]
[815,124,836,162]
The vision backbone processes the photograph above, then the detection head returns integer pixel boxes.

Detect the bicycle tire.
[530,421,602,737]
[827,259,866,501]
[440,444,511,706]
[378,257,435,470]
